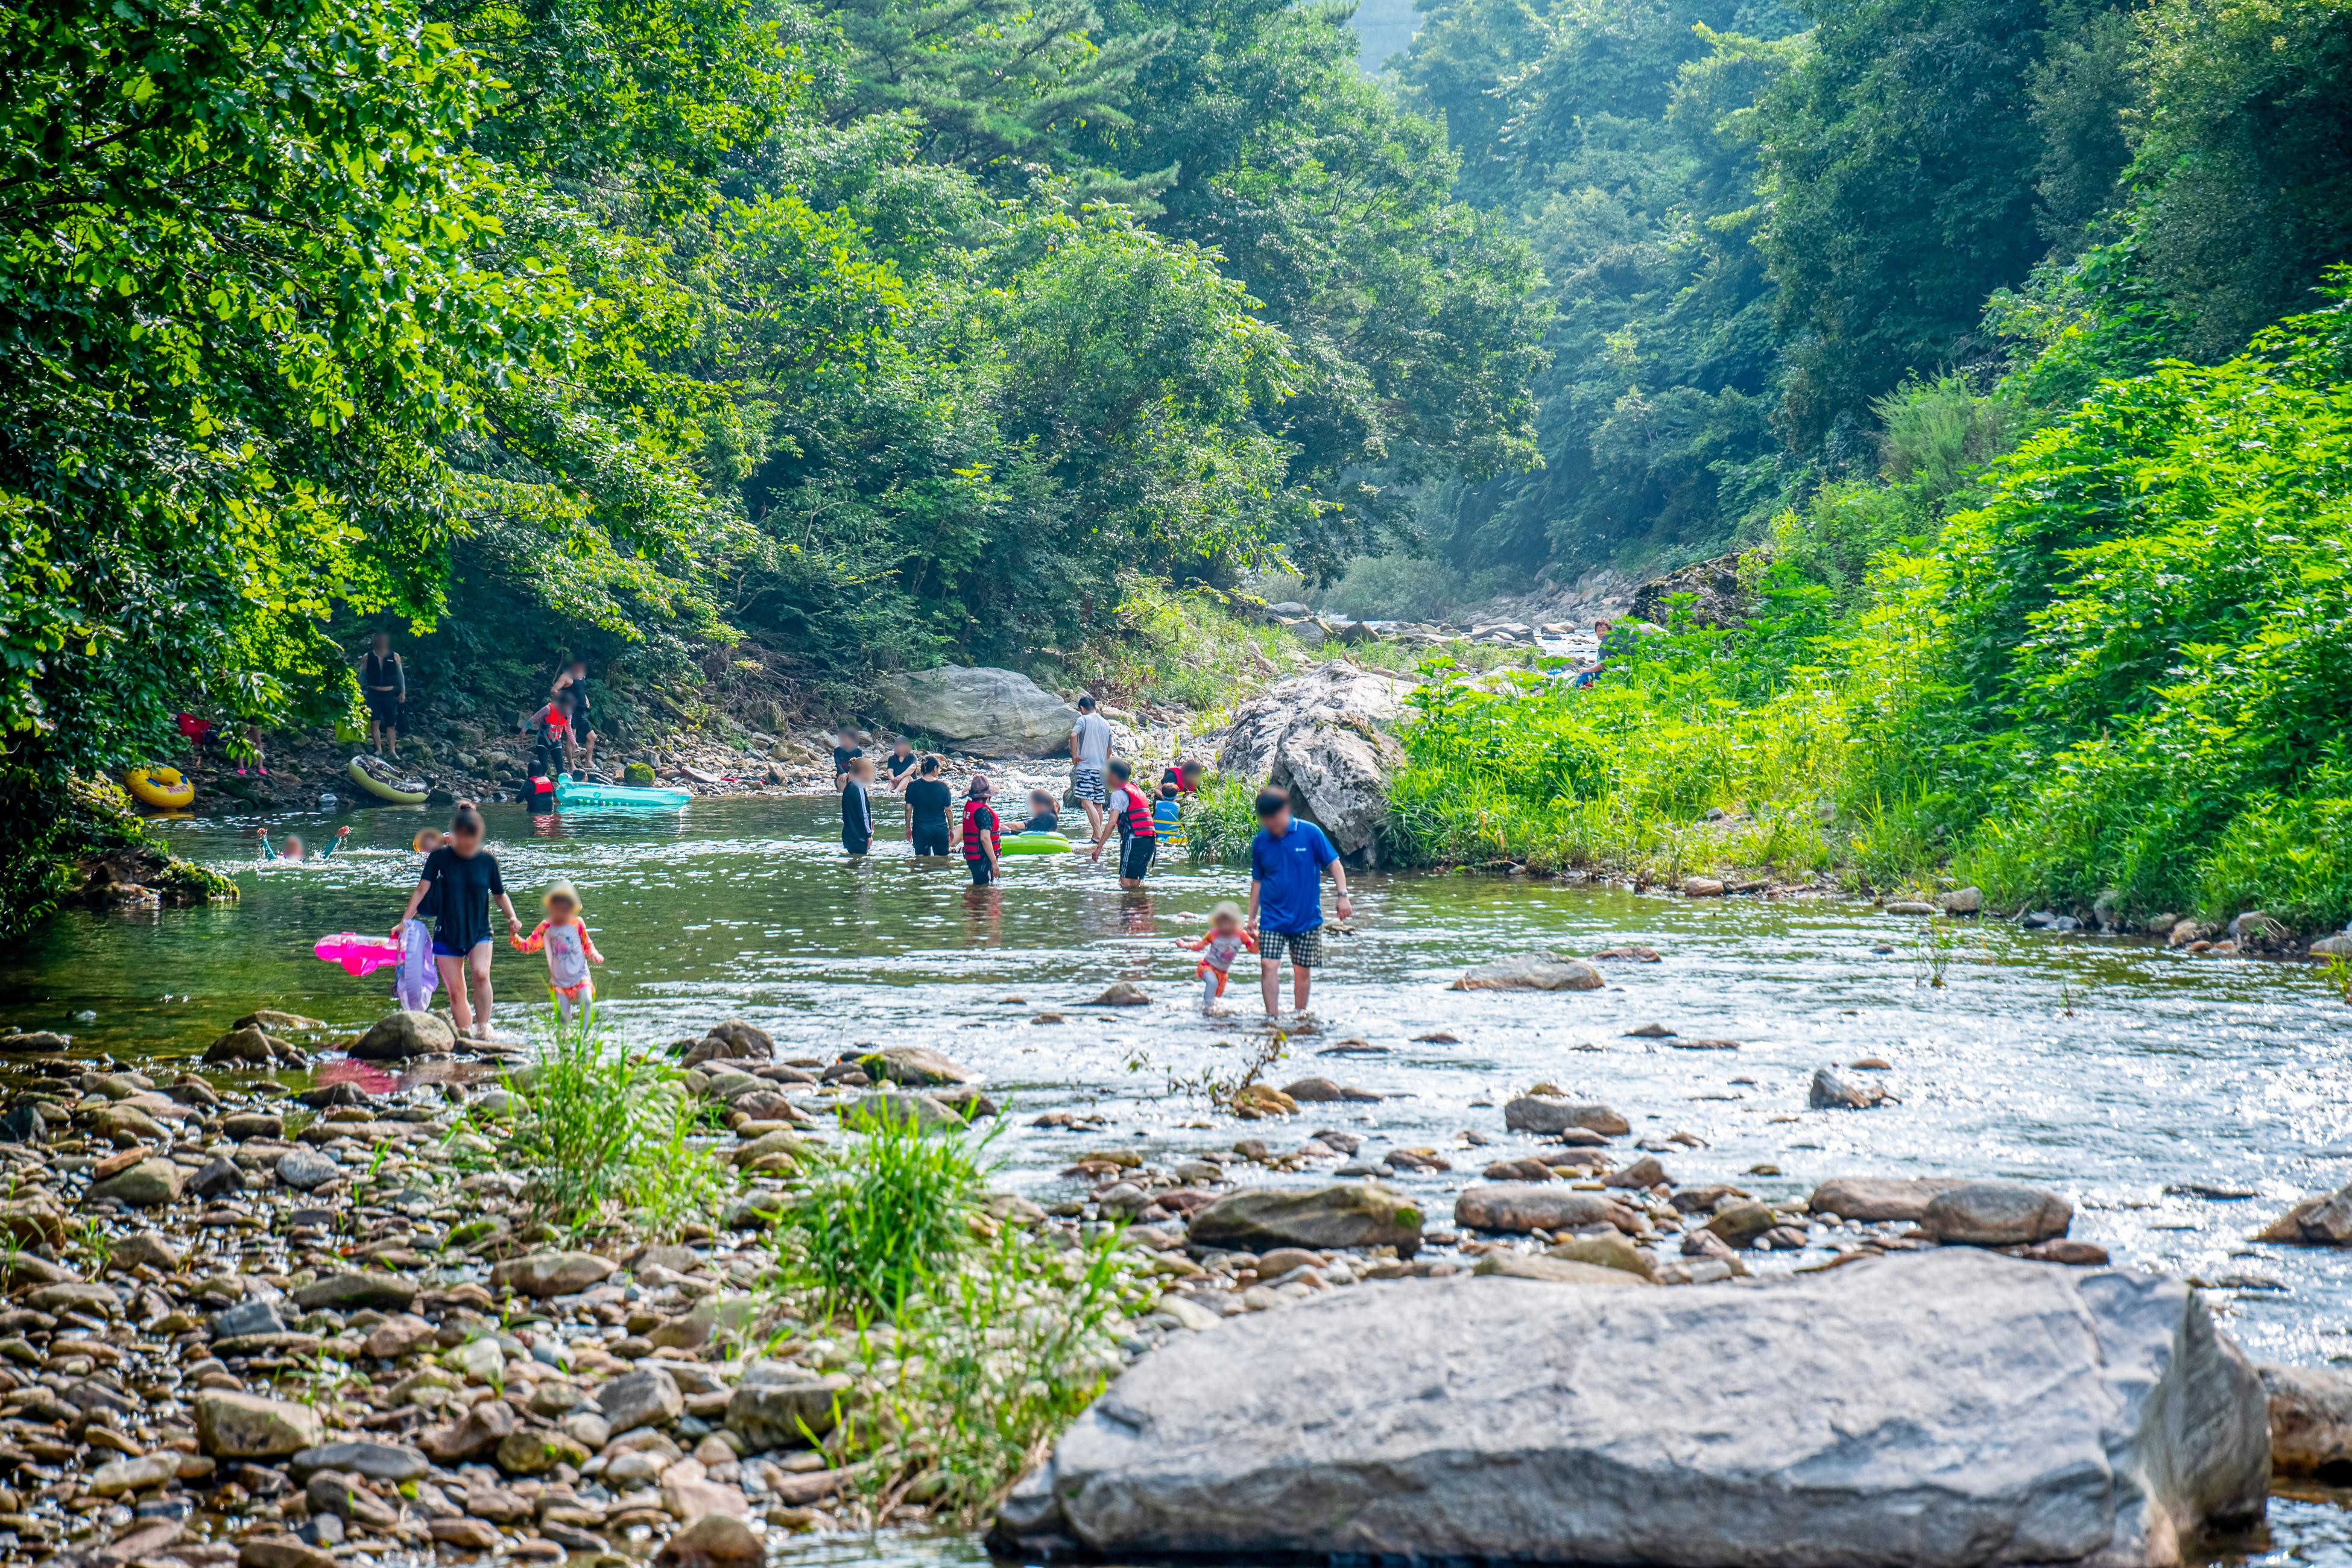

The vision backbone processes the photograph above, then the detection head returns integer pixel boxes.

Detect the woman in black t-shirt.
[905,756,953,856]
[394,801,522,1038]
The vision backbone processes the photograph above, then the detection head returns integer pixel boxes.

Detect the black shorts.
[844,835,871,856]
[365,690,400,723]
[1120,835,1156,880]
[967,858,994,885]
[912,824,950,856]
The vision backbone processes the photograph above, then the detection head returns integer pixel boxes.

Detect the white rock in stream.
[996,1248,2268,1567]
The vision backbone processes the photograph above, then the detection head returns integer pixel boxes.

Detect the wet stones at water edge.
[678,1017,774,1070]
[996,1250,2271,1568]
[1186,1184,1424,1257]
[1449,952,1604,991]
[2258,1181,2352,1245]
[349,1010,457,1060]
[1808,1066,1892,1110]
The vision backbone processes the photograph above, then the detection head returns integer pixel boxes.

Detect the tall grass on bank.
[1382,288,2352,930]
[1381,653,1851,885]
[762,1108,1149,1523]
[465,1020,732,1240]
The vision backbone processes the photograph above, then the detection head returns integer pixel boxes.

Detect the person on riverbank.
[394,801,522,1038]
[841,756,875,856]
[521,691,577,780]
[256,824,349,860]
[881,736,919,791]
[1069,695,1111,838]
[1023,789,1062,834]
[1246,787,1350,1019]
[1152,779,1183,840]
[551,659,599,775]
[1094,759,1156,889]
[1160,758,1205,795]
[360,632,407,759]
[959,776,1002,885]
[905,756,953,856]
[237,723,269,777]
[511,882,604,1028]
[1181,900,1257,1009]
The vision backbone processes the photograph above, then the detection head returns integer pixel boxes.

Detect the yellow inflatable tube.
[125,765,195,810]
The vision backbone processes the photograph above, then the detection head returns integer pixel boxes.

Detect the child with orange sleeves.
[1180,901,1257,1009]
[511,882,604,1026]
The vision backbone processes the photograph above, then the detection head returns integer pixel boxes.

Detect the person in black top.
[882,736,919,791]
[551,659,599,774]
[360,631,406,759]
[1023,789,1061,834]
[905,756,953,856]
[832,727,864,789]
[841,756,875,856]
[393,801,522,1038]
[519,691,577,780]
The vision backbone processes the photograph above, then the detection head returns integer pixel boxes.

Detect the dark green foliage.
[1396,2,1805,574]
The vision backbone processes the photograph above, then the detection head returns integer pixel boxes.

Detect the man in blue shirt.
[1245,788,1351,1019]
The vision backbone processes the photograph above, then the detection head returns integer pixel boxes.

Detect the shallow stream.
[7,795,2352,1564]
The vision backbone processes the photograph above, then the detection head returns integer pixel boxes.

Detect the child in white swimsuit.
[1180,901,1257,1008]
[511,882,604,1026]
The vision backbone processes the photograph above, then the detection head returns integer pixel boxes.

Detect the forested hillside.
[1383,0,2352,925]
[0,0,1544,911]
[1397,0,2352,580]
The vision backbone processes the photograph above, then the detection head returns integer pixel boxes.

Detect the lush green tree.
[0,0,550,767]
[1396,2,1801,574]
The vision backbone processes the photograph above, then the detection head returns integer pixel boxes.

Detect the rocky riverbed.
[15,798,2352,1566]
[11,1002,2352,1568]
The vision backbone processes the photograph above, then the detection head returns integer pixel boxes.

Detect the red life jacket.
[1118,782,1155,838]
[961,800,1000,859]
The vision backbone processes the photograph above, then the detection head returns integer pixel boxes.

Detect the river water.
[7,795,2352,1564]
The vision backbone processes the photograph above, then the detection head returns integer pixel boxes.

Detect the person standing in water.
[394,801,522,1038]
[841,755,876,856]
[904,756,953,856]
[1093,758,1157,889]
[360,631,407,759]
[1068,695,1111,839]
[1245,787,1350,1019]
[959,776,1002,885]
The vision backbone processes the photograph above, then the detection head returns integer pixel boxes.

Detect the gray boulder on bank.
[349,1010,455,1060]
[2257,1180,2352,1245]
[1809,1176,1965,1222]
[878,666,1078,759]
[994,1249,2269,1567]
[1921,1181,2073,1246]
[1216,663,1415,860]
[1186,1185,1423,1257]
[1502,1095,1628,1136]
[1450,952,1604,992]
[1809,1066,1890,1110]
[2260,1363,2352,1475]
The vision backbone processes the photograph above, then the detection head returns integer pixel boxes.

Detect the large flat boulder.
[1809,1176,1967,1222]
[878,666,1078,759]
[996,1249,2268,1567]
[1216,663,1415,859]
[1452,953,1604,991]
[1186,1184,1423,1257]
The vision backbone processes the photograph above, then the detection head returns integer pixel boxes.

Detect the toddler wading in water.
[1181,901,1257,1008]
[512,882,604,1027]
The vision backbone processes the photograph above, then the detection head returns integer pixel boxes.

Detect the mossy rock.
[624,760,657,785]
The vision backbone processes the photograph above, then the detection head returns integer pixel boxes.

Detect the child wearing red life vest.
[511,881,604,1026]
[959,776,1002,885]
